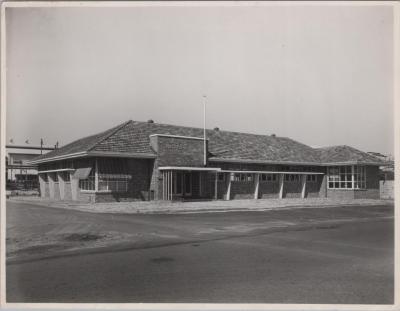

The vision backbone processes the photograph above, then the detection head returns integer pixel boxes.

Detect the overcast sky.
[5,4,394,155]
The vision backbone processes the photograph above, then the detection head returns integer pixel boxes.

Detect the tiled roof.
[32,120,385,165]
[314,145,385,164]
[33,121,131,161]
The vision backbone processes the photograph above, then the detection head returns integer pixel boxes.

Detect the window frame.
[327,165,366,190]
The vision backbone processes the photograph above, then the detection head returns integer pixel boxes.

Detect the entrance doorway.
[173,172,192,197]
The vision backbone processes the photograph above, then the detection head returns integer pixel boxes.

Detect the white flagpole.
[203,95,207,166]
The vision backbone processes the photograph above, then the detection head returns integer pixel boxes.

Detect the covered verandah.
[159,166,221,201]
[159,167,325,201]
[220,170,325,200]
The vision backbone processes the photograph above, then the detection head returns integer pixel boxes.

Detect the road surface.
[6,201,394,304]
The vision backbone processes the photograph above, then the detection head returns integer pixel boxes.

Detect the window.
[62,171,70,182]
[327,166,366,189]
[353,166,367,189]
[97,158,129,192]
[233,173,253,182]
[52,173,58,182]
[307,175,317,182]
[261,174,277,182]
[284,174,300,182]
[172,172,183,195]
[218,173,225,182]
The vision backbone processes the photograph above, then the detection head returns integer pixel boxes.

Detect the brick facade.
[37,145,382,202]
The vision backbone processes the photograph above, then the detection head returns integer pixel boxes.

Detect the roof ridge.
[133,120,281,139]
[314,145,348,150]
[87,120,132,152]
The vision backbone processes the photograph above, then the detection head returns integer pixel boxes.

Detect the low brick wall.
[230,181,255,200]
[327,189,355,199]
[94,192,145,203]
[380,180,394,199]
[284,181,302,198]
[259,182,279,199]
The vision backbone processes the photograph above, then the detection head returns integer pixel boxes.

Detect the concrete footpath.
[8,196,394,214]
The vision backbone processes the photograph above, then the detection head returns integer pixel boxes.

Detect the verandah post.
[301,175,307,199]
[279,173,284,199]
[214,171,218,200]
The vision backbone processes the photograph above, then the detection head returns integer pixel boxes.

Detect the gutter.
[208,157,387,166]
[28,151,156,165]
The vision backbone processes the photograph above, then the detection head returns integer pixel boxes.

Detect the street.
[6,201,394,304]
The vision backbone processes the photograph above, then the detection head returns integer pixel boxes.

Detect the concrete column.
[214,171,218,200]
[162,171,165,200]
[95,158,99,192]
[71,177,79,201]
[301,175,307,199]
[279,174,284,199]
[225,173,232,200]
[48,173,55,199]
[254,173,260,199]
[38,174,46,198]
[59,172,65,200]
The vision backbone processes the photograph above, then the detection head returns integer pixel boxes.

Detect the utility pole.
[203,95,207,166]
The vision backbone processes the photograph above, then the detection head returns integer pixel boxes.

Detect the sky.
[5,4,394,155]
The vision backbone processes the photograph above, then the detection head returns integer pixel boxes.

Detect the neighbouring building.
[28,120,389,203]
[6,145,54,191]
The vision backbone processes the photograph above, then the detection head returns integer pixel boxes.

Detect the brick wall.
[327,189,355,199]
[305,175,324,198]
[230,181,255,200]
[259,181,279,199]
[153,135,206,167]
[283,181,302,198]
[126,158,153,200]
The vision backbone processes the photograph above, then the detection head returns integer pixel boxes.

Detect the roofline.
[208,157,324,166]
[149,134,207,141]
[87,120,133,152]
[6,165,37,169]
[209,157,386,166]
[159,166,221,171]
[38,168,75,174]
[323,161,389,166]
[28,151,156,165]
[220,170,324,175]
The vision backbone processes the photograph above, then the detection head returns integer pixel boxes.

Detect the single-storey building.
[28,120,387,203]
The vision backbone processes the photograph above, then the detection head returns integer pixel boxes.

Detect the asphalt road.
[6,201,394,304]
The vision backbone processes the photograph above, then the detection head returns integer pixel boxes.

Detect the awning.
[72,167,92,180]
[158,166,221,172]
[38,168,74,174]
[220,170,324,175]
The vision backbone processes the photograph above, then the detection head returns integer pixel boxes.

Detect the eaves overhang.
[208,157,323,166]
[209,157,387,167]
[28,151,157,165]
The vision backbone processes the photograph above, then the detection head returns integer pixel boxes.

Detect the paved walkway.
[8,196,394,214]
